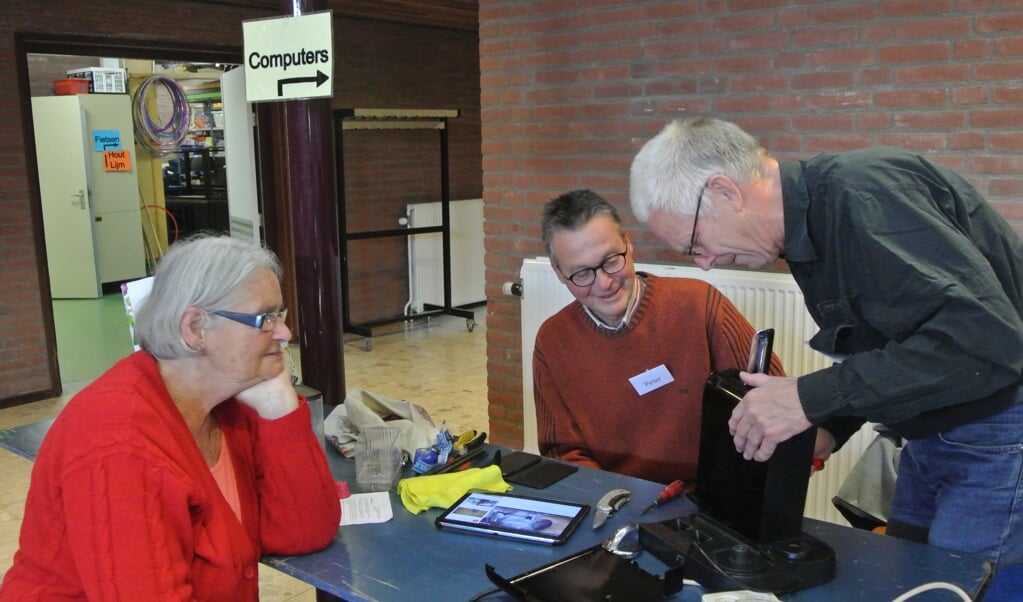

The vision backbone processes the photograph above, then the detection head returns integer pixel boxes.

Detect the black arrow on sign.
[277,69,330,97]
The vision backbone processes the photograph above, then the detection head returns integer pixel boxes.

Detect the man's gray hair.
[629,117,768,222]
[134,235,283,359]
[541,189,623,258]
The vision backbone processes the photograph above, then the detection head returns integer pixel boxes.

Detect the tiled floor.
[0,308,488,600]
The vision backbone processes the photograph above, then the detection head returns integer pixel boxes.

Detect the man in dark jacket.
[629,116,1023,572]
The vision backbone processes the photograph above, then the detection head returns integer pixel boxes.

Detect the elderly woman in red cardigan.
[1,235,340,601]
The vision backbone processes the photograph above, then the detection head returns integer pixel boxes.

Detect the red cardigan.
[0,352,341,601]
[533,274,784,484]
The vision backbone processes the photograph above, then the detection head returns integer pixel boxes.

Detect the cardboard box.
[66,67,127,94]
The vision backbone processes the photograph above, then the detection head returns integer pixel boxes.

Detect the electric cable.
[135,183,156,273]
[142,204,178,244]
[466,587,502,602]
[889,580,971,602]
[132,74,190,155]
[137,183,161,274]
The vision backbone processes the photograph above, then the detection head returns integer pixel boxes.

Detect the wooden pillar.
[277,0,344,407]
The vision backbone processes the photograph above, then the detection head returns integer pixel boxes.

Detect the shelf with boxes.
[163,89,228,239]
[183,101,223,147]
[65,67,128,94]
[162,146,228,240]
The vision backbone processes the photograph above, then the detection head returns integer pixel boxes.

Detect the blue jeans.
[889,386,1023,570]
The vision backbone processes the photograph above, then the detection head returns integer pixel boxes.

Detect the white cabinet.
[32,94,147,298]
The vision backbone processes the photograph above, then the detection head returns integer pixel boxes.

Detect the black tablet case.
[500,451,578,489]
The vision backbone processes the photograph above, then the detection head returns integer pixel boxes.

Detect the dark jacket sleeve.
[797,173,1023,430]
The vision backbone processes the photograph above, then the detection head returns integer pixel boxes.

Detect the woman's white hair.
[134,234,282,360]
[629,117,768,222]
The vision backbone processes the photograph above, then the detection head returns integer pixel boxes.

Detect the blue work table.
[268,445,992,602]
[1,421,992,601]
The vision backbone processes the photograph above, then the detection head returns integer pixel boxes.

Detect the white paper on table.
[339,492,393,525]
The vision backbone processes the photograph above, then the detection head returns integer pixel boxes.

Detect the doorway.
[19,34,251,388]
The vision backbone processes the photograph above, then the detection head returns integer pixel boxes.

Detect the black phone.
[746,328,774,374]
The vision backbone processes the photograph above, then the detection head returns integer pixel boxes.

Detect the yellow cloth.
[397,465,511,514]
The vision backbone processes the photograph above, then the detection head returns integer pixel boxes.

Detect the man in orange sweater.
[534,189,804,484]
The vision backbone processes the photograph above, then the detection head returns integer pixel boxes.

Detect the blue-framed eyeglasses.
[564,249,628,287]
[212,307,288,332]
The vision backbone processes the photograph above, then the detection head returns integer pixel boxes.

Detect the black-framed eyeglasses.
[564,250,628,287]
[686,182,708,256]
[212,307,288,332]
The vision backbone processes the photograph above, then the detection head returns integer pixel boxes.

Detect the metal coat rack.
[333,108,475,350]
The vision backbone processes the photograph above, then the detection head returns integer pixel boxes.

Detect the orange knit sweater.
[533,274,784,484]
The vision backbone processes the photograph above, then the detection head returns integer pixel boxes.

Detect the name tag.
[629,364,674,396]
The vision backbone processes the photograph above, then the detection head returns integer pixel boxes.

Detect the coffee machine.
[639,329,836,593]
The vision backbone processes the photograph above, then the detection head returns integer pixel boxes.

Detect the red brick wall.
[27,54,98,97]
[480,0,1023,447]
[0,0,480,405]
[342,129,443,325]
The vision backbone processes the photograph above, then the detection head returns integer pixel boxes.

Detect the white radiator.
[406,198,485,313]
[518,257,876,526]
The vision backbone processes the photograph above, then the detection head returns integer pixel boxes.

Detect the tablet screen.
[435,490,590,545]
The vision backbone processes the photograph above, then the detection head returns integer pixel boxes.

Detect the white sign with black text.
[242,11,333,103]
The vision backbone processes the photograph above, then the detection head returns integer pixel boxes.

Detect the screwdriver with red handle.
[639,479,685,515]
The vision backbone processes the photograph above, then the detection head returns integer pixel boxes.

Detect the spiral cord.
[132,74,190,155]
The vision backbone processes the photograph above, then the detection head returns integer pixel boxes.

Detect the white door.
[80,94,147,284]
[31,95,101,299]
[221,67,261,243]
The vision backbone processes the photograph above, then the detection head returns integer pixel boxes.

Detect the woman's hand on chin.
[235,366,299,419]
